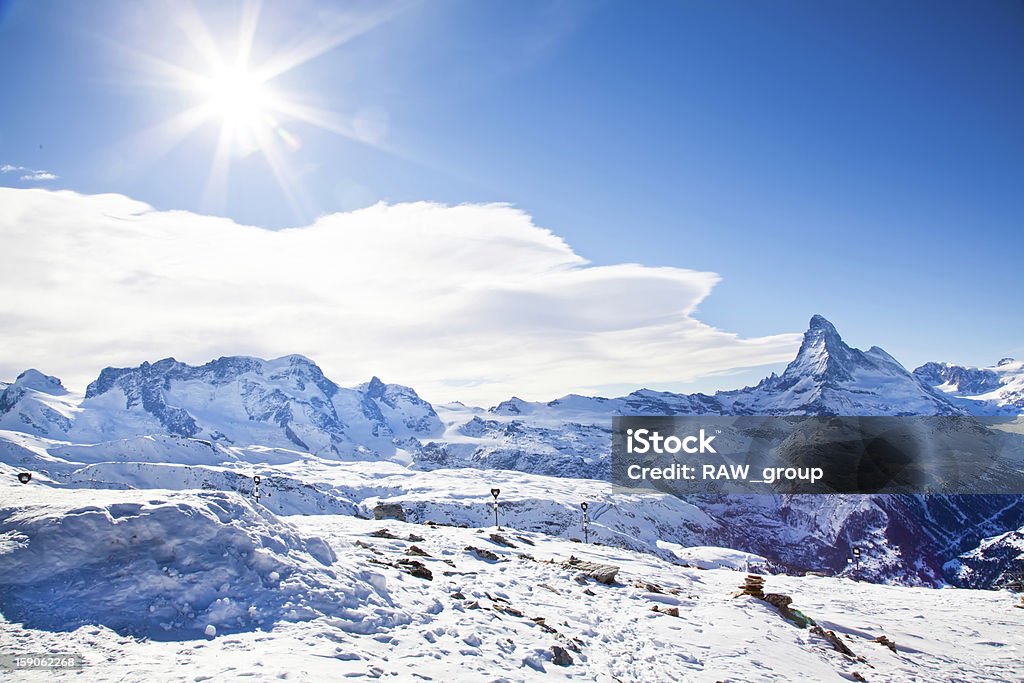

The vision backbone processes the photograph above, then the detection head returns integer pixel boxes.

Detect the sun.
[200,64,271,129]
[128,1,402,218]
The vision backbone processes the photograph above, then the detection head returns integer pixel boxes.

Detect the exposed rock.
[373,503,406,521]
[406,545,430,557]
[650,605,680,617]
[495,605,524,618]
[369,528,398,539]
[762,593,793,610]
[489,533,516,548]
[563,556,619,585]
[873,635,897,653]
[407,533,425,543]
[396,558,432,580]
[465,546,500,561]
[550,645,574,667]
[637,581,664,594]
[810,625,856,658]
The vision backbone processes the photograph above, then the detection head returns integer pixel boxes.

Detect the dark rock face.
[913,362,1002,396]
[550,645,574,666]
[948,528,1024,590]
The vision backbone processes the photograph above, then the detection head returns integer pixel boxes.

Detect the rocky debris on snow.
[407,533,425,543]
[851,672,868,682]
[537,583,560,594]
[873,635,897,652]
[532,616,557,634]
[810,625,857,658]
[650,605,680,617]
[465,546,500,561]
[405,545,430,557]
[372,503,406,521]
[450,591,465,600]
[515,535,536,546]
[489,533,516,548]
[395,558,432,580]
[550,645,574,666]
[369,528,398,539]
[636,580,680,595]
[563,556,619,585]
[494,604,524,618]
[763,593,792,610]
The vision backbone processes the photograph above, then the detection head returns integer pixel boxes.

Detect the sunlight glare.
[201,64,269,128]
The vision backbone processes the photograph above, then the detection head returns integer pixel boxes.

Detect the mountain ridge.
[3,315,1023,588]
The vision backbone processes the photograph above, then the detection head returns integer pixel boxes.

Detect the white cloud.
[2,164,58,182]
[0,188,801,404]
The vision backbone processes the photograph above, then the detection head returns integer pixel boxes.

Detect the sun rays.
[123,0,405,219]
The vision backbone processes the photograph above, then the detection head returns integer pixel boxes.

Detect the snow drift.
[0,488,405,639]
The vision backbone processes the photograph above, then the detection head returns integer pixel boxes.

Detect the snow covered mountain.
[490,315,966,420]
[2,355,442,458]
[1,315,1023,589]
[0,369,80,436]
[914,357,1024,412]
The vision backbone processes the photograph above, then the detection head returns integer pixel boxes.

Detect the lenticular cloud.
[0,188,799,403]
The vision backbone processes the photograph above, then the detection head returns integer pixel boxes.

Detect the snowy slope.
[1,488,1021,681]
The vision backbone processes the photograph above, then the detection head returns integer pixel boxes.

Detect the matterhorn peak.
[803,314,845,347]
[782,314,857,383]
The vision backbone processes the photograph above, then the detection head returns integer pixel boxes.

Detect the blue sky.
[1,0,1022,399]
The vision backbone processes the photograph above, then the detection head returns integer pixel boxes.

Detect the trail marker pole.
[491,488,501,529]
[581,501,589,543]
[852,546,861,581]
[253,475,261,503]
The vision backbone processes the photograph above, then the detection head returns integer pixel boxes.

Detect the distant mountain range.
[2,315,1023,587]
